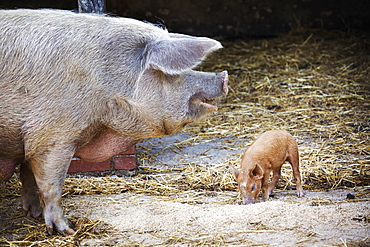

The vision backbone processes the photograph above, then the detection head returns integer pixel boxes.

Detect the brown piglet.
[230,130,303,204]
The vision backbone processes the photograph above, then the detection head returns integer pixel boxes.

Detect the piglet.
[230,130,303,204]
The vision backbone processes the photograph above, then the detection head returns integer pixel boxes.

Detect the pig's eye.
[251,184,256,191]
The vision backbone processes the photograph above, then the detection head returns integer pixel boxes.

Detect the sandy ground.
[67,190,369,246]
[62,133,369,247]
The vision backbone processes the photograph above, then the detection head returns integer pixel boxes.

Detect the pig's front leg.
[20,162,42,217]
[268,166,282,196]
[29,148,76,235]
[261,169,271,201]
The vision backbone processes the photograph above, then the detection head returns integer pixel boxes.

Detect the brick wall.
[68,146,136,173]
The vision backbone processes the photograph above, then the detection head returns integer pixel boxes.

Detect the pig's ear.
[229,163,240,180]
[147,37,222,74]
[251,164,264,180]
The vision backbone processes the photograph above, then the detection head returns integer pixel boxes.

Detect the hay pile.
[1,28,369,246]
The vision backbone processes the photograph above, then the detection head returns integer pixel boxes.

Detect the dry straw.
[1,28,369,246]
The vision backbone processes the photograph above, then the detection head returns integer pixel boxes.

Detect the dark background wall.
[1,0,369,38]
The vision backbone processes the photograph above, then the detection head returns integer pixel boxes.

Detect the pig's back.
[0,9,167,94]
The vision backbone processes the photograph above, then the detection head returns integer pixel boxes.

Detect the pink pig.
[230,130,304,204]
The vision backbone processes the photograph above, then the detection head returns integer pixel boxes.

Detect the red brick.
[113,156,137,170]
[67,146,137,173]
[68,158,111,173]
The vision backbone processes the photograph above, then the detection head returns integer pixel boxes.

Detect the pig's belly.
[0,159,17,184]
[74,129,141,162]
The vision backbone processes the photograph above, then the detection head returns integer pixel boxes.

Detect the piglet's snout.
[242,198,255,205]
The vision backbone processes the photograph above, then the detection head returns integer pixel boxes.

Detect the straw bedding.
[0,28,369,246]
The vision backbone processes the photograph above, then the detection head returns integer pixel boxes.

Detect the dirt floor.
[68,190,369,246]
[1,28,370,246]
[67,133,369,247]
[63,132,370,247]
[1,134,370,246]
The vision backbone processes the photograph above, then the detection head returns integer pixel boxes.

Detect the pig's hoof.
[296,189,304,197]
[23,207,42,218]
[46,223,76,236]
[297,192,304,197]
[261,196,269,202]
[22,196,42,218]
[64,227,76,235]
[22,201,42,218]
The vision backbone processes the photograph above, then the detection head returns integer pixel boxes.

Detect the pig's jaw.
[187,101,216,122]
[191,69,227,106]
[159,95,219,135]
[188,70,228,119]
[199,98,218,111]
[189,95,219,115]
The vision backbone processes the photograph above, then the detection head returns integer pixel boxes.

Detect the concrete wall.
[1,0,369,38]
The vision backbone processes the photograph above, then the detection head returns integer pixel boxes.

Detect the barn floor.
[68,189,369,246]
[1,28,369,246]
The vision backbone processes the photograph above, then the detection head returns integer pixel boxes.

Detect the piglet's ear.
[251,164,264,180]
[147,37,222,74]
[229,163,240,180]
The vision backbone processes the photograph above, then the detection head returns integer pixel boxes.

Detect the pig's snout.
[242,200,255,205]
[220,70,229,95]
[242,199,256,205]
[241,193,256,205]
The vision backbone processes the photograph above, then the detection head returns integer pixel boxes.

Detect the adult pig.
[0,9,228,234]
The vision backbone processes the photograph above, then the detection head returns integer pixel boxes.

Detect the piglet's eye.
[251,184,256,191]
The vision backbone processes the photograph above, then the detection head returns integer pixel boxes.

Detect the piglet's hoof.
[297,189,304,197]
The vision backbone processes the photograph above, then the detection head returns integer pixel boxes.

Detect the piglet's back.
[244,130,297,164]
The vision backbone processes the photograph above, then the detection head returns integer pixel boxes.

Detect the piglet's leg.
[268,166,282,196]
[29,148,76,235]
[261,168,271,201]
[289,154,304,197]
[20,162,42,217]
